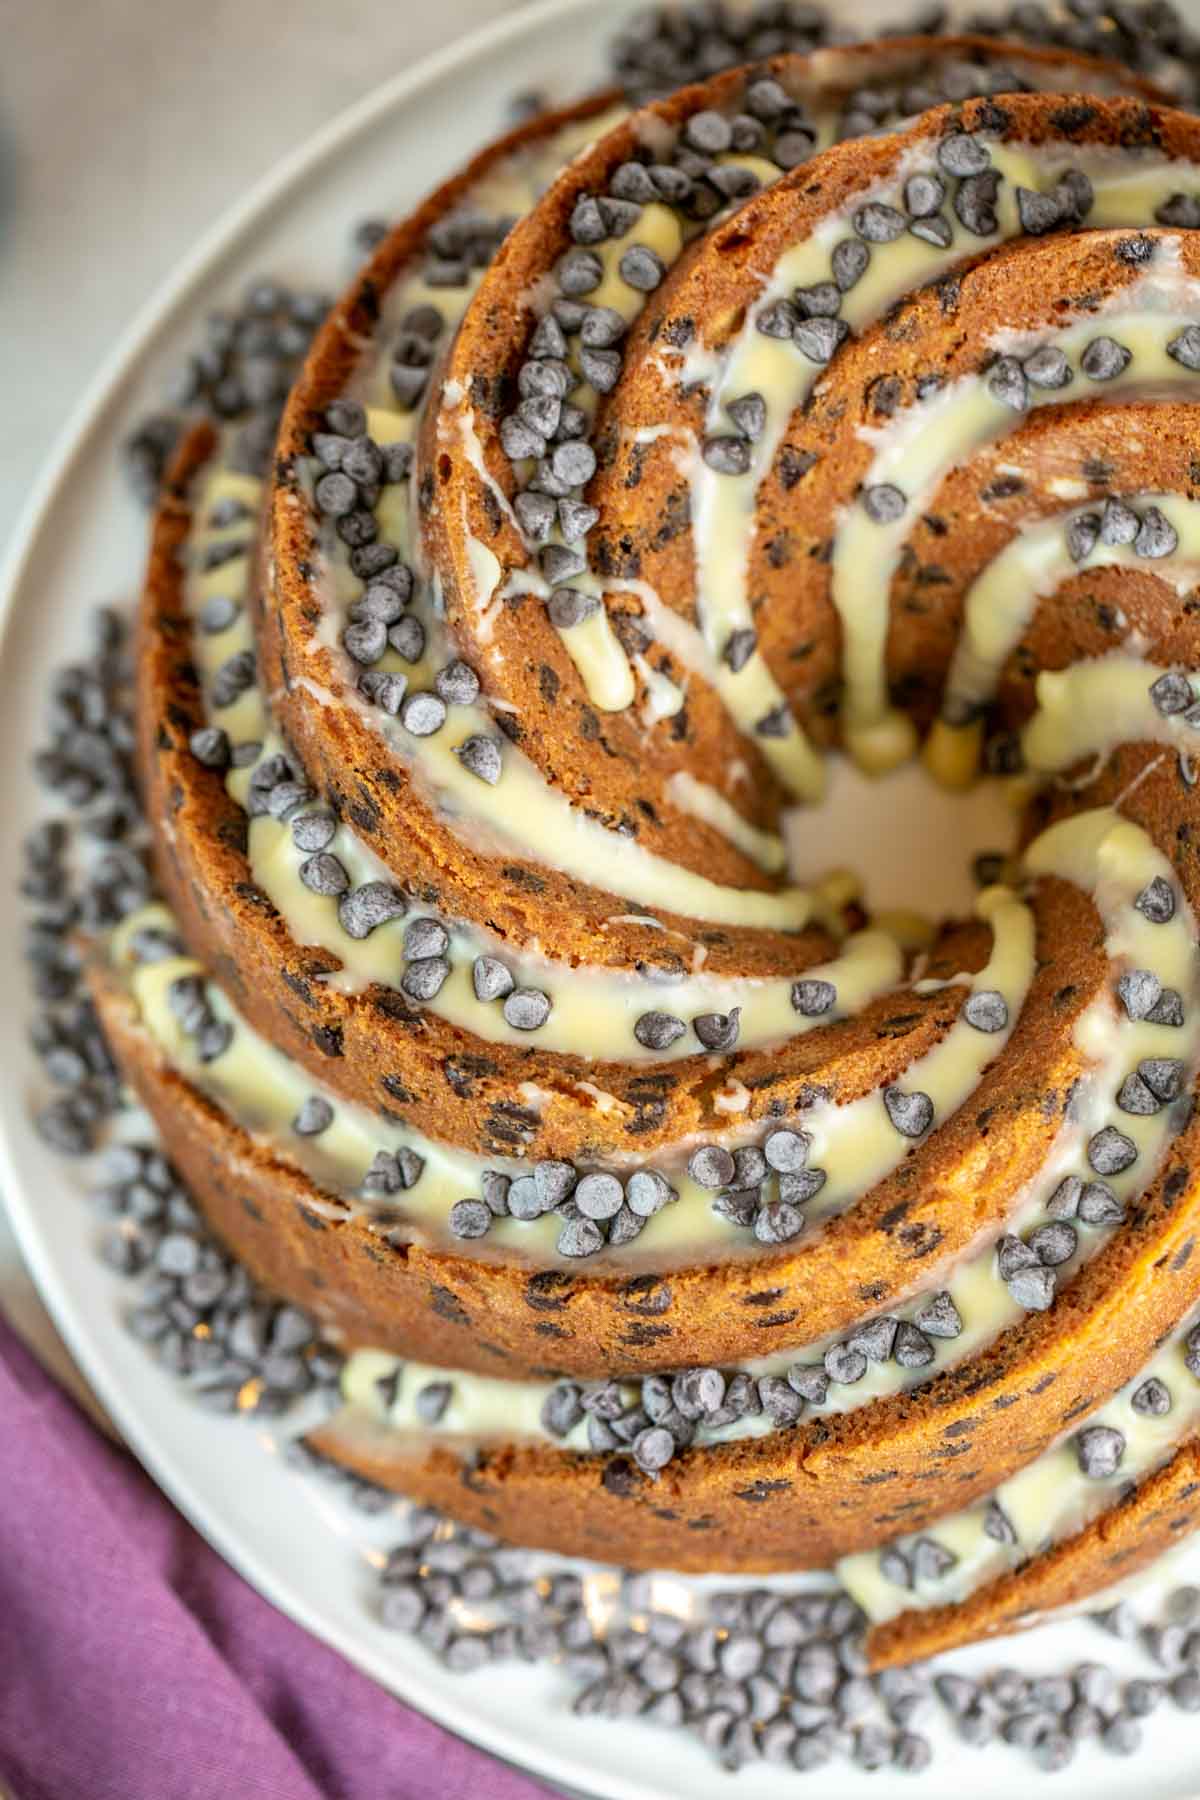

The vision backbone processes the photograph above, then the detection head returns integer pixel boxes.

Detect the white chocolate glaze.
[1023,653,1200,777]
[105,906,926,1267]
[673,167,1200,794]
[188,461,901,1058]
[841,1303,1200,1625]
[322,806,1198,1468]
[665,772,786,877]
[927,496,1200,788]
[836,302,1200,774]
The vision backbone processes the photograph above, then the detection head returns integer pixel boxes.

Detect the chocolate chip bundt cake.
[95,33,1200,1664]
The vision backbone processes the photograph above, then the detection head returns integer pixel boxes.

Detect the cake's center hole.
[786,756,1017,920]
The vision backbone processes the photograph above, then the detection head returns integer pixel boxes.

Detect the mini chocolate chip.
[831,238,869,291]
[763,1129,810,1174]
[1132,1376,1172,1417]
[954,169,1002,235]
[792,979,835,1018]
[293,1095,334,1136]
[557,1215,604,1258]
[893,1322,935,1368]
[1078,1181,1125,1226]
[1151,673,1193,716]
[619,245,667,291]
[503,988,552,1031]
[1067,512,1100,563]
[904,171,945,217]
[1028,1220,1077,1266]
[727,392,766,441]
[1075,1424,1124,1478]
[299,853,349,898]
[1025,345,1072,389]
[964,990,1008,1032]
[1135,877,1176,924]
[854,202,906,244]
[1047,1175,1083,1219]
[626,1169,675,1218]
[1117,968,1163,1019]
[1008,1264,1057,1310]
[938,132,990,177]
[188,725,231,770]
[912,1536,956,1580]
[1088,1127,1137,1176]
[635,1011,686,1050]
[574,1173,625,1221]
[702,435,752,476]
[449,1198,491,1240]
[793,316,848,363]
[1168,325,1200,372]
[988,357,1028,411]
[400,692,447,737]
[1081,336,1132,381]
[454,736,503,785]
[435,661,481,707]
[915,1292,962,1339]
[753,1200,806,1244]
[778,1169,826,1205]
[824,1342,867,1385]
[338,882,406,940]
[1135,507,1179,559]
[401,957,450,1001]
[693,1009,741,1051]
[472,957,514,1002]
[883,1088,933,1138]
[862,484,905,524]
[689,1145,735,1189]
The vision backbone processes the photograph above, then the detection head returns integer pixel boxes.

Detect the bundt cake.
[79,27,1200,1670]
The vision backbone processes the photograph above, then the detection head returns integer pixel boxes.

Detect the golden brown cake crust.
[868,1440,1200,1667]
[142,420,1123,1316]
[102,41,1200,1625]
[267,69,1184,937]
[92,949,1200,1570]
[138,430,965,1161]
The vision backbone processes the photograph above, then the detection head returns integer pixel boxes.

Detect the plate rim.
[7,7,1200,1797]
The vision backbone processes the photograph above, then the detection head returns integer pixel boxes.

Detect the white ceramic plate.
[6,3,1200,1794]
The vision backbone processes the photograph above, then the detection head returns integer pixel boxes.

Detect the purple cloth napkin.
[0,1314,555,1800]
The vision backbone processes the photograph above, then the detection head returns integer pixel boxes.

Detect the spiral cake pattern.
[94,33,1200,1662]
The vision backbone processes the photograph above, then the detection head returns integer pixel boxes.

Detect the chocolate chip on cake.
[503,988,552,1031]
[883,1087,933,1138]
[299,853,350,898]
[472,956,514,1002]
[1135,877,1176,924]
[937,131,990,177]
[915,1292,962,1339]
[702,435,752,476]
[1168,325,1200,372]
[792,978,836,1017]
[862,483,905,524]
[1150,673,1193,717]
[338,882,406,940]
[293,1096,334,1137]
[454,736,503,785]
[692,1009,740,1051]
[400,691,448,737]
[688,1145,735,1190]
[1081,336,1132,381]
[988,357,1029,411]
[963,990,1008,1032]
[1075,1425,1125,1478]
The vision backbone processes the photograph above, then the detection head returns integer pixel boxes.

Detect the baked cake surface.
[75,24,1200,1666]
